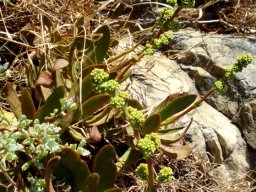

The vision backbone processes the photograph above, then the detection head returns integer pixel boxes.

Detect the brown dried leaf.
[36,71,53,87]
[161,144,192,160]
[53,59,69,70]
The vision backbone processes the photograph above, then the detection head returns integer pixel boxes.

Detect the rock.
[172,29,256,149]
[125,53,254,181]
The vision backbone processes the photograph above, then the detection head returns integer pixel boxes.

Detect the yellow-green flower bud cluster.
[156,9,174,28]
[90,68,120,94]
[214,80,228,94]
[145,44,154,56]
[90,68,109,85]
[215,53,253,94]
[224,53,253,80]
[137,133,161,158]
[169,20,181,32]
[154,31,173,49]
[224,66,234,79]
[110,91,129,108]
[97,79,120,94]
[167,0,177,6]
[234,53,253,72]
[135,163,149,181]
[157,167,173,183]
[179,0,195,8]
[127,106,145,129]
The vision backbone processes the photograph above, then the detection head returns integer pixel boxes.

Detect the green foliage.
[179,0,195,7]
[157,167,173,183]
[167,0,177,6]
[169,20,181,32]
[136,163,149,181]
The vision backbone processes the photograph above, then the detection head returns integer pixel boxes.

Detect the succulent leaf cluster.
[0,115,90,171]
[137,133,161,158]
[135,163,149,181]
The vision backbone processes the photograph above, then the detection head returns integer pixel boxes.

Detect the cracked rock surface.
[172,29,256,150]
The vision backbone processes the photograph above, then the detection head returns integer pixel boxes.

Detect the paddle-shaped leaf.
[127,99,144,110]
[142,113,161,136]
[3,83,22,119]
[93,145,117,192]
[36,86,65,122]
[81,94,111,119]
[21,88,36,120]
[53,148,90,192]
[87,25,110,65]
[85,173,100,192]
[116,148,141,172]
[159,94,197,122]
[159,118,193,144]
[45,156,61,192]
[81,74,93,102]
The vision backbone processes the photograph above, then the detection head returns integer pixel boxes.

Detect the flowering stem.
[147,157,156,192]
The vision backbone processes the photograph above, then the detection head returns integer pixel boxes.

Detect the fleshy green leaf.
[21,88,36,120]
[45,156,61,192]
[158,126,184,134]
[53,148,90,192]
[3,83,22,119]
[84,173,100,192]
[116,148,141,172]
[81,94,111,119]
[159,94,197,122]
[87,25,110,65]
[127,99,144,110]
[93,145,117,192]
[81,74,93,102]
[160,118,193,144]
[36,86,65,122]
[142,113,161,136]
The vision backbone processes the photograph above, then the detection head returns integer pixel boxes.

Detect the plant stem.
[147,157,156,192]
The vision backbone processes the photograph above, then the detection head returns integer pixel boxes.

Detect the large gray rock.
[125,54,254,181]
[172,29,256,149]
